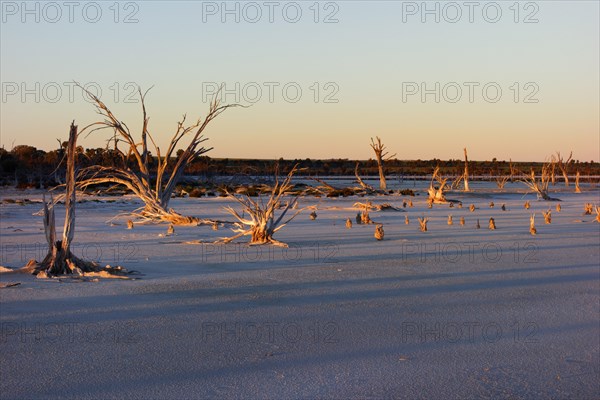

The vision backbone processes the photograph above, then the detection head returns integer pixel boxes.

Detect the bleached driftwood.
[354,163,375,193]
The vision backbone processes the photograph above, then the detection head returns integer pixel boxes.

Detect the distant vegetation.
[1,144,599,189]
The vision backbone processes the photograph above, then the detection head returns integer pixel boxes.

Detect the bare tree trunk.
[33,123,96,276]
[555,151,572,187]
[370,137,395,190]
[76,84,239,225]
[463,148,470,192]
[29,122,130,278]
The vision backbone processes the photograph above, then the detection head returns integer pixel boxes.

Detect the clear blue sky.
[1,1,598,162]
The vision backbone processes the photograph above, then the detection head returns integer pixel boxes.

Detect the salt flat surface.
[1,185,599,399]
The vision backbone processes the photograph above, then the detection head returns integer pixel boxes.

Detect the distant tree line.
[1,144,598,188]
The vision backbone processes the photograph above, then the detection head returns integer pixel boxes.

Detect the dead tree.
[495,175,509,189]
[519,162,559,201]
[354,162,375,193]
[217,166,303,247]
[370,137,396,190]
[427,166,448,203]
[76,84,239,225]
[30,122,126,277]
[463,148,471,191]
[575,171,581,193]
[509,159,517,182]
[554,151,573,187]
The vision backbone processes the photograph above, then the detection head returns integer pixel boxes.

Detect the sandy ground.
[1,182,599,399]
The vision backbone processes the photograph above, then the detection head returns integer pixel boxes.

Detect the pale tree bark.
[463,148,470,192]
[427,166,448,203]
[76,84,240,224]
[518,162,560,201]
[354,162,375,192]
[370,137,396,190]
[575,171,581,193]
[554,151,573,187]
[30,122,129,277]
[212,165,304,247]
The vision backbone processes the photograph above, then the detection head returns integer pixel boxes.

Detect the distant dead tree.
[495,174,509,189]
[370,136,396,190]
[76,84,240,225]
[463,148,471,191]
[509,159,517,182]
[519,161,559,201]
[554,151,573,187]
[427,166,448,204]
[575,171,582,193]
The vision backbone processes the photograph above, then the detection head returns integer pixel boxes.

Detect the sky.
[1,0,599,162]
